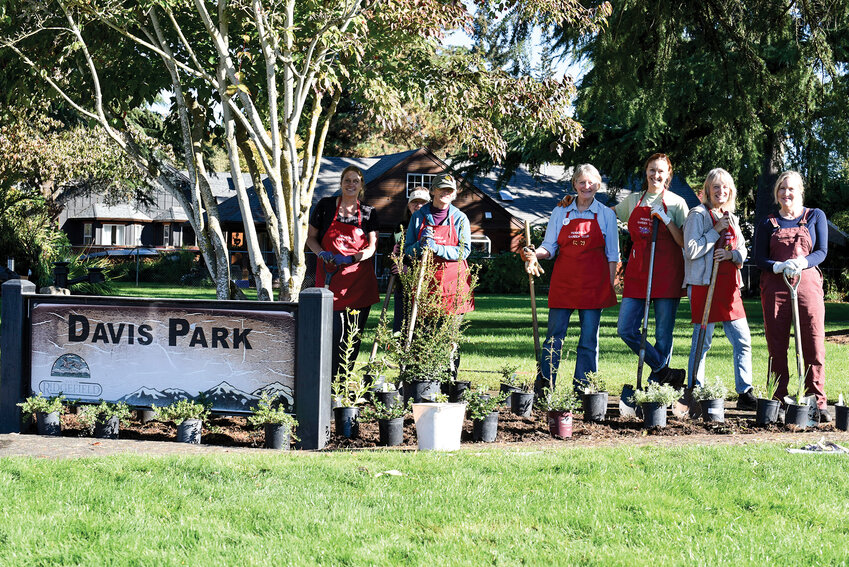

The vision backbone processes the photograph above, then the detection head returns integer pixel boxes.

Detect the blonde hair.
[701,168,737,213]
[571,164,602,189]
[773,170,805,205]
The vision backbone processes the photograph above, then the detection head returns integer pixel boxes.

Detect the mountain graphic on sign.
[201,381,258,410]
[161,388,193,401]
[252,382,294,411]
[119,387,171,406]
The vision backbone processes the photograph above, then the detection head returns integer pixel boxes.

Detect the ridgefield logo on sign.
[30,304,295,413]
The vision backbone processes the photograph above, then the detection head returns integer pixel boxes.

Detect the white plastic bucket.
[412,402,466,451]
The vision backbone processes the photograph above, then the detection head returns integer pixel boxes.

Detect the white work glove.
[772,261,787,274]
[783,257,808,278]
[522,246,545,277]
[651,203,671,225]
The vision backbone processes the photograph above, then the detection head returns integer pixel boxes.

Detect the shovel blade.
[671,389,693,419]
[619,384,637,419]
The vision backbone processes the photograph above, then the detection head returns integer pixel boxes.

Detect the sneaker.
[736,389,758,411]
[818,408,833,423]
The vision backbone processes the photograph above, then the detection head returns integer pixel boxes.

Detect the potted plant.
[361,399,412,447]
[152,398,210,444]
[448,378,472,403]
[508,370,535,418]
[755,372,781,426]
[836,393,848,432]
[498,364,523,406]
[248,392,299,450]
[332,310,369,439]
[537,382,579,438]
[411,393,466,451]
[78,400,133,439]
[691,378,728,423]
[463,389,507,442]
[17,393,66,436]
[785,379,811,429]
[631,383,682,428]
[581,371,609,422]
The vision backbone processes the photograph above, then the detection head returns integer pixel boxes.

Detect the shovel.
[781,271,817,423]
[405,249,431,350]
[525,221,543,391]
[620,217,659,418]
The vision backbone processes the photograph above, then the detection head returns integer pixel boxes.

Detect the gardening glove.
[784,257,806,278]
[651,203,671,225]
[772,260,787,274]
[557,194,574,208]
[522,246,545,277]
[333,254,354,265]
[318,250,334,264]
[421,227,438,252]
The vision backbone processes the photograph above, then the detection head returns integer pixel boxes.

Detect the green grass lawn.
[1,446,848,565]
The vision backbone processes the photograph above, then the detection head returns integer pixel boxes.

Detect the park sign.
[31,304,295,413]
[0,282,334,449]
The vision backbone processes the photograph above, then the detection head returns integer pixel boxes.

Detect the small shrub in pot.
[631,383,682,428]
[691,378,728,423]
[152,399,210,443]
[361,399,412,447]
[537,382,579,438]
[78,401,133,439]
[754,372,781,426]
[18,393,66,436]
[463,389,507,442]
[249,393,299,450]
[581,371,609,422]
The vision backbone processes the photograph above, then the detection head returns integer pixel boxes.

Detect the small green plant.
[498,364,520,386]
[462,389,507,421]
[754,372,780,400]
[631,383,682,407]
[583,371,608,394]
[248,393,299,435]
[691,378,729,402]
[332,309,369,407]
[537,382,579,413]
[794,368,812,405]
[77,401,133,432]
[17,393,66,418]
[152,398,210,425]
[429,393,449,403]
[360,399,412,421]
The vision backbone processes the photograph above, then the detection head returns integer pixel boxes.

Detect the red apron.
[315,201,379,310]
[549,212,617,309]
[690,210,746,323]
[623,192,684,298]
[418,215,474,315]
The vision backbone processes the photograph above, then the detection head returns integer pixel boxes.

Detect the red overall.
[418,215,474,315]
[549,212,616,309]
[759,209,826,408]
[690,211,746,323]
[315,201,379,310]
[624,192,685,298]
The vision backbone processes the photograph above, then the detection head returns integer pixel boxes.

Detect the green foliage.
[537,382,579,412]
[152,399,210,425]
[471,252,539,293]
[65,252,127,295]
[462,389,507,421]
[498,364,520,386]
[17,393,65,417]
[631,383,682,407]
[129,250,202,285]
[77,401,133,432]
[332,310,369,407]
[248,393,298,434]
[755,372,780,400]
[360,399,412,422]
[582,371,608,394]
[692,379,729,402]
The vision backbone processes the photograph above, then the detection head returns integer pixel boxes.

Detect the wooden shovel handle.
[525,220,541,363]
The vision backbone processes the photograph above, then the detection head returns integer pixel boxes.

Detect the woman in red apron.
[614,153,688,388]
[682,169,755,409]
[404,172,474,377]
[522,164,618,392]
[306,165,380,378]
[754,171,830,421]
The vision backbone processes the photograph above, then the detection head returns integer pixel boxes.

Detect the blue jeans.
[617,296,680,378]
[539,308,602,390]
[687,319,753,393]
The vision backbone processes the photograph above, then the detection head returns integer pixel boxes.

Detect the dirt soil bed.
[26,400,846,453]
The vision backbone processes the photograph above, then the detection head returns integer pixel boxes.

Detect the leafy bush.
[77,401,133,432]
[462,389,507,420]
[360,399,412,421]
[631,383,682,407]
[537,382,579,412]
[583,371,608,394]
[152,399,210,425]
[248,393,298,433]
[17,393,66,416]
[692,379,728,402]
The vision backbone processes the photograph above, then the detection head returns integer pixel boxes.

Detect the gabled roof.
[73,203,153,222]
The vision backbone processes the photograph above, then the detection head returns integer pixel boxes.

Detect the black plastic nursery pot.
[546,410,573,438]
[641,402,667,428]
[511,391,534,418]
[785,403,809,428]
[375,389,401,409]
[699,399,725,423]
[472,411,499,442]
[93,416,120,440]
[499,384,522,402]
[582,392,608,422]
[836,405,849,432]
[334,406,360,439]
[264,424,290,450]
[405,380,440,404]
[755,398,781,426]
[36,411,61,436]
[177,419,202,444]
[449,380,471,403]
[378,417,404,446]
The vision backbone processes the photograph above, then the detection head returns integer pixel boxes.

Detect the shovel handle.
[691,254,721,387]
[405,249,430,350]
[525,220,541,364]
[783,271,805,396]
[636,216,660,390]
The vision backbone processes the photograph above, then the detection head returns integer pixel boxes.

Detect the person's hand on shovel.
[522,246,545,277]
[318,250,336,266]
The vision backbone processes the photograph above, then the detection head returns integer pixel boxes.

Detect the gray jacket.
[683,204,747,286]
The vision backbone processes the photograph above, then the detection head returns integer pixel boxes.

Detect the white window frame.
[163,223,171,247]
[406,173,437,197]
[83,223,93,245]
[470,234,491,256]
[101,224,125,246]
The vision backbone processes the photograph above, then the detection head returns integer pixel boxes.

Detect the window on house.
[163,223,171,247]
[83,223,93,245]
[406,173,437,197]
[470,234,491,256]
[101,224,125,246]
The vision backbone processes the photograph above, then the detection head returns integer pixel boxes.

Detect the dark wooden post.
[0,279,35,433]
[295,287,333,450]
